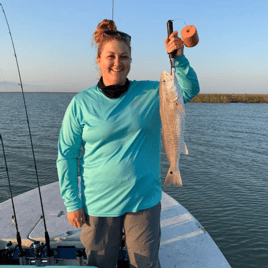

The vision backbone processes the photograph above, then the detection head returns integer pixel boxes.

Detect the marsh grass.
[190,94,268,103]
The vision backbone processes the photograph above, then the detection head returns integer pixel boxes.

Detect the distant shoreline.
[190,94,268,103]
[1,92,268,103]
[0,91,79,94]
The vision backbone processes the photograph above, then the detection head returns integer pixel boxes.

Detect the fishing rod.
[167,20,177,74]
[0,133,27,264]
[0,3,53,261]
[112,0,114,20]
[167,19,199,73]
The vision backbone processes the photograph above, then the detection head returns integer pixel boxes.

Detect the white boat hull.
[0,182,231,267]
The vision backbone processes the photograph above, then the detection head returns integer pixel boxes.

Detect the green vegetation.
[190,94,268,103]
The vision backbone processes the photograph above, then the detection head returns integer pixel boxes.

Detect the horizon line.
[0,92,267,95]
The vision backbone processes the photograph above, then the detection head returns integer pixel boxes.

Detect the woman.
[57,19,200,268]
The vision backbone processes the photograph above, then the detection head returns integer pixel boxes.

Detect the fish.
[159,70,188,187]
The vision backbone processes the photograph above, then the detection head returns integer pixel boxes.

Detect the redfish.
[159,70,188,187]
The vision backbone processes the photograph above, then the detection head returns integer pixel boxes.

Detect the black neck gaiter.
[97,77,130,99]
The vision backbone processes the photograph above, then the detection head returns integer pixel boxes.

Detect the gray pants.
[80,202,161,268]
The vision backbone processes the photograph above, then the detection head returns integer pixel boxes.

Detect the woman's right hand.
[67,208,86,228]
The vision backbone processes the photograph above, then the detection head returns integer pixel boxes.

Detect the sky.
[0,0,267,94]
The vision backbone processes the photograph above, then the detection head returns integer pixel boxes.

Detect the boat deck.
[0,182,231,267]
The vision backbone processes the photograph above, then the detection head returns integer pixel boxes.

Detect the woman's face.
[97,40,131,86]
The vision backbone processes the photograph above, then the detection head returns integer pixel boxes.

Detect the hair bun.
[94,19,117,44]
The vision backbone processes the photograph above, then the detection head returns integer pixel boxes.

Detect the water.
[0,93,267,267]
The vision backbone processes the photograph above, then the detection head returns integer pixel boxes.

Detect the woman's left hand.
[164,30,184,57]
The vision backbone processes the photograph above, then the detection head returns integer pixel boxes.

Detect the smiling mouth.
[111,69,123,72]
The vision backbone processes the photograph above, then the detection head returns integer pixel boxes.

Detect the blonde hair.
[93,19,131,58]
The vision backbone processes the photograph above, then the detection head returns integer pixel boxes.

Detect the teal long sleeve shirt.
[57,55,200,216]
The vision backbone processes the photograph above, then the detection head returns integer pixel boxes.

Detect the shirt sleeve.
[56,97,83,212]
[174,55,200,103]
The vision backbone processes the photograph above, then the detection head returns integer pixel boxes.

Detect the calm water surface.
[0,93,267,267]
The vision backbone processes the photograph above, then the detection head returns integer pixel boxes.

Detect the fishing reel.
[0,241,18,265]
[29,240,43,266]
[29,240,55,265]
[5,241,15,258]
[0,241,28,265]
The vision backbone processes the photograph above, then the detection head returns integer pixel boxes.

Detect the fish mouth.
[160,71,174,82]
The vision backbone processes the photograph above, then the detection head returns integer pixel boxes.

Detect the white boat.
[0,181,231,267]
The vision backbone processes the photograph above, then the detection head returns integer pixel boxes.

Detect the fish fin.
[182,142,189,155]
[175,100,186,115]
[163,168,183,187]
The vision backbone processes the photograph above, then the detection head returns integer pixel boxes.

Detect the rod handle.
[167,20,177,58]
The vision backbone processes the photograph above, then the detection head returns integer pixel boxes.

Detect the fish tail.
[163,168,183,187]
